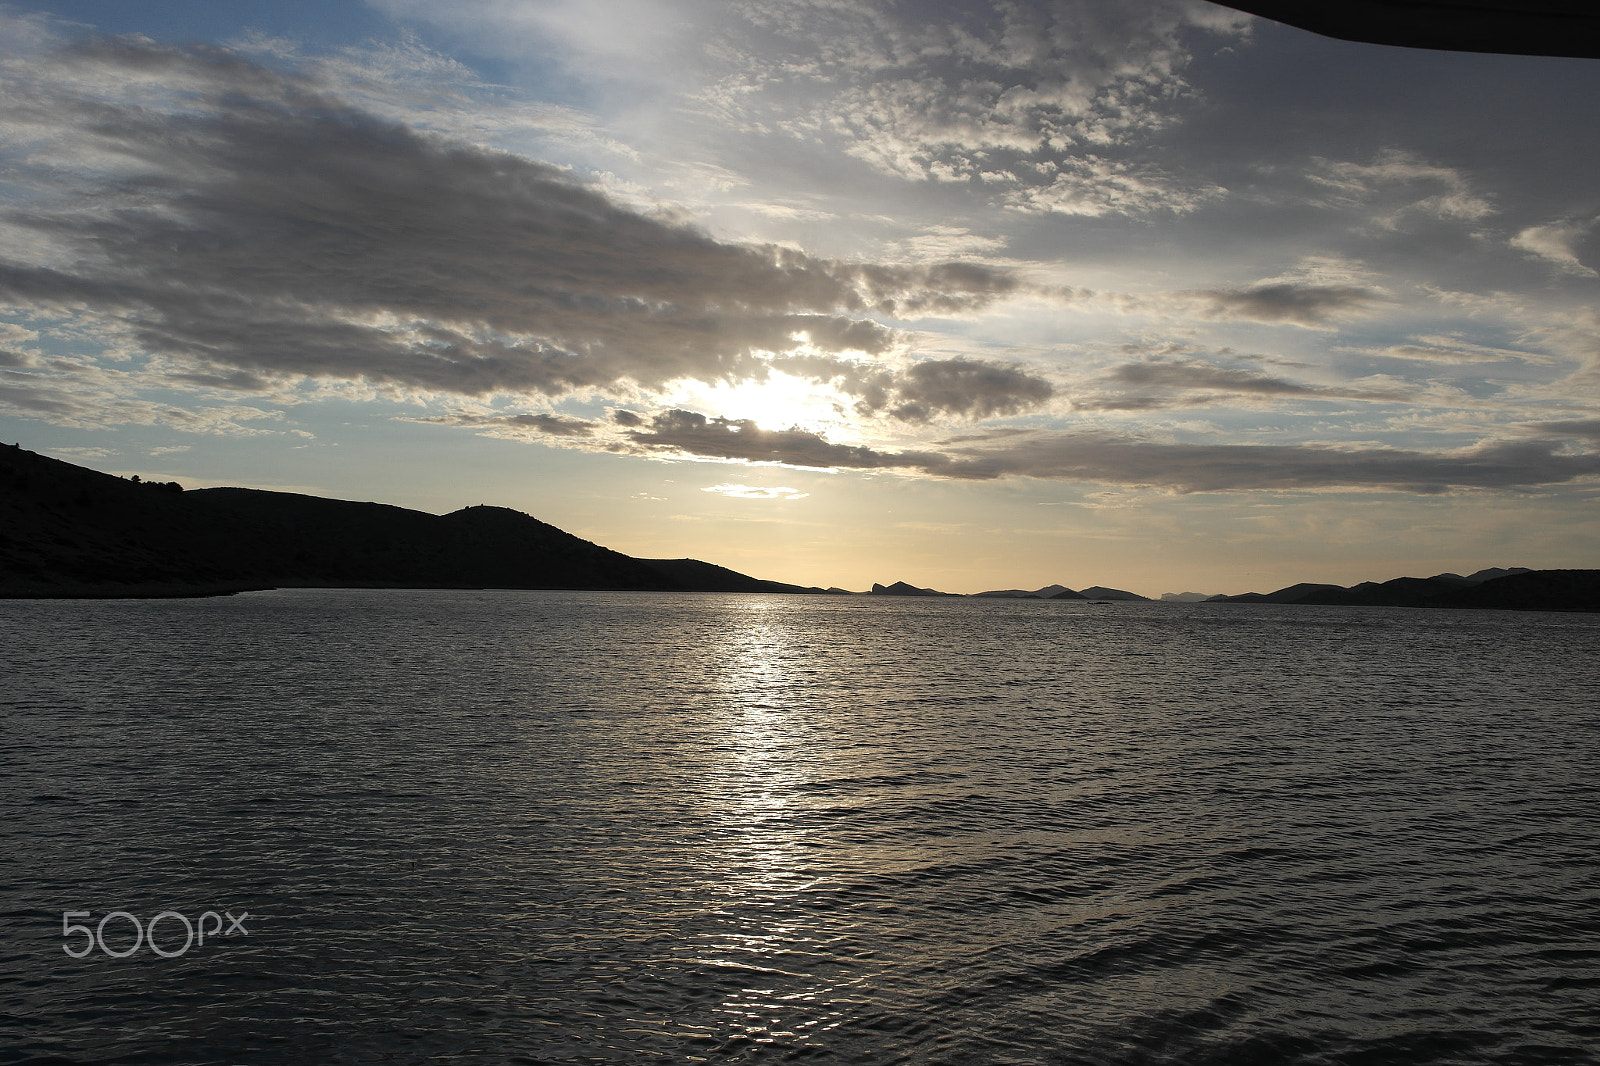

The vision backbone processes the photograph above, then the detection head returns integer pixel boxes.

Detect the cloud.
[0,35,1031,419]
[1308,152,1494,228]
[612,408,1600,495]
[47,446,115,462]
[0,322,39,367]
[0,366,287,433]
[1522,418,1600,442]
[942,432,1600,494]
[1004,155,1227,217]
[1181,282,1388,328]
[1358,337,1553,365]
[619,408,968,473]
[692,0,1251,216]
[1096,261,1392,328]
[1512,219,1597,277]
[701,483,809,500]
[406,411,599,438]
[1077,356,1409,409]
[771,353,1055,422]
[886,358,1055,421]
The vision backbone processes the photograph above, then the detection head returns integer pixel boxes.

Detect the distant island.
[973,584,1144,601]
[868,581,957,597]
[1205,568,1600,613]
[3,443,1596,610]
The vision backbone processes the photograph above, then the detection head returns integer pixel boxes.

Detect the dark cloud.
[1109,360,1317,396]
[1078,357,1408,409]
[0,38,1024,406]
[409,412,598,437]
[1067,395,1178,412]
[0,380,79,418]
[946,434,1600,493]
[165,368,278,391]
[884,359,1056,422]
[769,353,1055,422]
[1185,283,1387,327]
[621,409,969,474]
[844,262,1022,316]
[933,427,1034,445]
[1523,418,1600,442]
[620,411,1600,494]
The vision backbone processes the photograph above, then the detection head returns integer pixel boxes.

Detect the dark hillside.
[640,558,831,594]
[0,444,771,597]
[1296,575,1474,608]
[1214,567,1600,612]
[184,489,676,591]
[1428,569,1600,612]
[1,445,249,596]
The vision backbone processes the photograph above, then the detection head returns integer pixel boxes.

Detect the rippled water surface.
[3,590,1598,1064]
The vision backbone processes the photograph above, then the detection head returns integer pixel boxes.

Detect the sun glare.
[667,371,848,434]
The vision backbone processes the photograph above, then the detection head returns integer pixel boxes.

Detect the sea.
[2,589,1597,1065]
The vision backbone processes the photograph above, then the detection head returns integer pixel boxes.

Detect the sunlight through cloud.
[702,483,810,501]
[666,371,851,436]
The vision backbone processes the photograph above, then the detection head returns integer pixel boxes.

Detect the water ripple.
[2,590,1597,1064]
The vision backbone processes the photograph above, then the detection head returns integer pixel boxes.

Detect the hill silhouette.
[975,584,1085,599]
[641,558,833,595]
[5,444,1596,609]
[1076,586,1149,602]
[0,444,818,597]
[868,580,954,597]
[1214,568,1600,613]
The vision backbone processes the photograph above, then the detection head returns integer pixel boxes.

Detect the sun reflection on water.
[707,607,813,892]
[689,601,859,1048]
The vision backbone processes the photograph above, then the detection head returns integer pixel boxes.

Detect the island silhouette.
[3,443,1596,610]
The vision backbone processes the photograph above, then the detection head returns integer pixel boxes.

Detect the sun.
[666,370,848,433]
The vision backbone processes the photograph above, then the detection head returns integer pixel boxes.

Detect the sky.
[2,1,1598,596]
